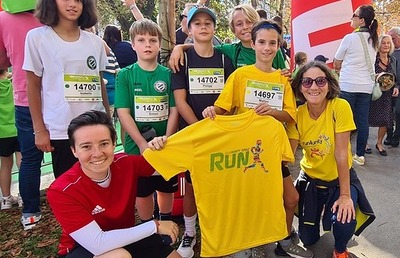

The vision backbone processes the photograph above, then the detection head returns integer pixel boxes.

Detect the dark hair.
[103,25,122,50]
[359,5,378,49]
[251,20,282,44]
[68,110,116,148]
[129,18,163,43]
[294,52,307,66]
[256,9,267,19]
[36,0,98,28]
[291,61,340,102]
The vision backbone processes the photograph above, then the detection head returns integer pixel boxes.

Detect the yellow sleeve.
[280,125,295,163]
[283,78,297,123]
[333,98,356,133]
[214,70,238,112]
[143,129,194,180]
[286,122,299,141]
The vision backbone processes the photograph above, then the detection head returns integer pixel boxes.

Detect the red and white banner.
[291,0,372,68]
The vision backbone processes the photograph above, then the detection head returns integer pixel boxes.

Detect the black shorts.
[0,136,20,157]
[51,140,78,178]
[63,234,174,258]
[136,175,178,197]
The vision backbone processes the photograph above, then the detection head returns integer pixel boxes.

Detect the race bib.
[244,80,284,110]
[188,68,224,94]
[64,74,102,102]
[134,95,169,122]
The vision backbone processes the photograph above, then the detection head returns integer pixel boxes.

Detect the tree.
[159,0,176,65]
[375,0,400,32]
[97,0,157,38]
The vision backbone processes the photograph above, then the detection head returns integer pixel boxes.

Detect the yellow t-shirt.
[214,65,296,122]
[286,98,356,181]
[143,110,293,257]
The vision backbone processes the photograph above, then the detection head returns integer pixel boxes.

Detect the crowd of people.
[3,0,399,257]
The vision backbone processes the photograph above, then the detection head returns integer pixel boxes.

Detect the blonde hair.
[378,34,395,55]
[228,4,260,33]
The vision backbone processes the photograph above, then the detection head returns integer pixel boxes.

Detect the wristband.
[129,4,137,10]
[33,128,47,135]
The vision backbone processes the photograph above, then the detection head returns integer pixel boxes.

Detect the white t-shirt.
[23,26,107,139]
[334,32,376,93]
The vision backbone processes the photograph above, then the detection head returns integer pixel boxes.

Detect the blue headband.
[259,23,279,32]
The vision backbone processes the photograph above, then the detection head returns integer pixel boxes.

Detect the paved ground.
[9,127,400,258]
[273,127,400,258]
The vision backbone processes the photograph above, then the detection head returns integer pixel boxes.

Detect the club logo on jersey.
[87,56,97,70]
[209,140,268,173]
[154,81,167,93]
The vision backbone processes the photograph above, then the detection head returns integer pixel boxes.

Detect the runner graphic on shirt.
[244,140,268,173]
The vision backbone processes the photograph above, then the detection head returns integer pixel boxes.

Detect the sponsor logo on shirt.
[209,140,268,173]
[91,205,105,215]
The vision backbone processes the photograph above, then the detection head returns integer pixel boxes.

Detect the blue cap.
[187,6,217,27]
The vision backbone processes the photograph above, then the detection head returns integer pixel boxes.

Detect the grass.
[0,194,201,258]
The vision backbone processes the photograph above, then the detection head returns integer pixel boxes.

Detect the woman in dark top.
[103,25,137,68]
[368,34,399,156]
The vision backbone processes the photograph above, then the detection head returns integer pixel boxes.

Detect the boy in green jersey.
[115,19,179,223]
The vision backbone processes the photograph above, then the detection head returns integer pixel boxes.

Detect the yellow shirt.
[215,65,296,121]
[144,110,293,257]
[286,98,356,181]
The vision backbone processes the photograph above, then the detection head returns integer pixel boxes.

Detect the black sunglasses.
[301,77,328,88]
[179,14,187,21]
[352,13,360,18]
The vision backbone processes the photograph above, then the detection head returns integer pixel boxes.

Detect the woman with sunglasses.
[289,61,375,258]
[333,5,378,166]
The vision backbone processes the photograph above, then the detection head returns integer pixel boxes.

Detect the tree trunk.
[158,0,175,66]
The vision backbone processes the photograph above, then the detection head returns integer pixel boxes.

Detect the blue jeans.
[299,186,358,253]
[15,106,43,215]
[340,91,371,156]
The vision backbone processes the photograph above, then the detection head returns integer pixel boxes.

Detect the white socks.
[184,213,197,237]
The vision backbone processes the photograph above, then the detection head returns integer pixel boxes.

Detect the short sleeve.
[143,129,194,180]
[47,187,94,234]
[214,70,238,112]
[23,29,44,77]
[282,79,297,122]
[333,98,356,133]
[286,122,299,141]
[334,34,351,61]
[114,69,132,109]
[279,124,295,163]
[171,61,187,91]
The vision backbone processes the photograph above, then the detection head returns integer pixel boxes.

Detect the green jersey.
[115,63,175,154]
[215,42,287,70]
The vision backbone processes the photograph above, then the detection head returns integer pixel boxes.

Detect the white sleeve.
[23,28,44,77]
[70,220,157,256]
[334,34,351,61]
